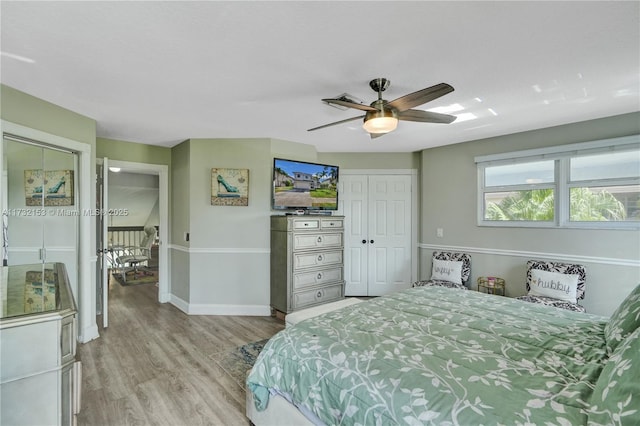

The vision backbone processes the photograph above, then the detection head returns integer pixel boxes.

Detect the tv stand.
[283,210,333,216]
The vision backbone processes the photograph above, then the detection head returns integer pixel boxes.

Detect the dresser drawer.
[293,233,342,250]
[60,315,76,365]
[0,320,59,382]
[292,219,320,230]
[320,218,343,230]
[292,283,344,310]
[293,250,343,270]
[293,267,343,290]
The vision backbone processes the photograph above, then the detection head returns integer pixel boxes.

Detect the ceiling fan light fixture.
[362,109,398,134]
[309,79,456,135]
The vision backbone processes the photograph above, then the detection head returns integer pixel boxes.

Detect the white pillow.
[431,259,463,285]
[529,269,578,303]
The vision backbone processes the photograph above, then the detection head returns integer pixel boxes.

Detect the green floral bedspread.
[248,286,609,425]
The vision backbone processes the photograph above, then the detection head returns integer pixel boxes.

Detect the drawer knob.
[317,236,322,243]
[317,273,323,280]
[317,255,323,261]
[362,239,367,244]
[316,291,322,298]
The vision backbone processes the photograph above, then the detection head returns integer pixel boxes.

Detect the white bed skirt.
[246,388,315,426]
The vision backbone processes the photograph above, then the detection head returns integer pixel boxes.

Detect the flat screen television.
[272,157,339,211]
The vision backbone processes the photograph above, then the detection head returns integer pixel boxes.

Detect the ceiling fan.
[308,78,457,139]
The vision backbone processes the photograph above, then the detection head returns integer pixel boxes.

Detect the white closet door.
[343,175,368,296]
[367,175,412,296]
[343,174,412,296]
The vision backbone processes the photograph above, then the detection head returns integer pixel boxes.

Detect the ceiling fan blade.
[322,98,377,112]
[398,109,457,124]
[307,115,365,132]
[387,83,454,112]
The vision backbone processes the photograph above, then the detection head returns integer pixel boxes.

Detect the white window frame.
[476,135,640,229]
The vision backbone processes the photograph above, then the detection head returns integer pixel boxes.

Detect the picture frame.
[24,169,75,206]
[211,168,249,206]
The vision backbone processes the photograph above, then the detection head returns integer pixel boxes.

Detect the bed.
[247,285,640,425]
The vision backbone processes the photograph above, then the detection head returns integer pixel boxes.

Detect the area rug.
[111,268,158,286]
[218,339,269,388]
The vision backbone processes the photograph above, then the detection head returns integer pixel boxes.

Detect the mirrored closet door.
[1,134,79,295]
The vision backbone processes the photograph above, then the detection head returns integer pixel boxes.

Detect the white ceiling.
[1,1,638,153]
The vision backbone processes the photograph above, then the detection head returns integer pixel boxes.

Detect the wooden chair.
[114,226,157,283]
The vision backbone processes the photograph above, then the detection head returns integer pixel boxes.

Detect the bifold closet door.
[1,134,78,283]
[342,174,412,296]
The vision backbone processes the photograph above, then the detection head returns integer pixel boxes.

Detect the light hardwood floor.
[77,275,284,425]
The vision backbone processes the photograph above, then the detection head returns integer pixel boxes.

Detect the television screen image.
[273,158,339,211]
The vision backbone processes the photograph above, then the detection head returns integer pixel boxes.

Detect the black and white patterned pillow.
[525,260,586,300]
[413,251,471,290]
[517,260,587,312]
[433,251,472,284]
[516,295,587,313]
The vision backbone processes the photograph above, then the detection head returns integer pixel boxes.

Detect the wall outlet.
[436,228,444,238]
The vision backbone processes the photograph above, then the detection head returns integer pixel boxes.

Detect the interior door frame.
[96,158,109,328]
[104,159,170,303]
[1,120,98,343]
[337,169,419,293]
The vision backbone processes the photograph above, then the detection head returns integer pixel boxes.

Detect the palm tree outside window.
[477,136,640,228]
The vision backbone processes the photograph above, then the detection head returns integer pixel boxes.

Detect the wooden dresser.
[270,215,345,314]
[0,262,81,426]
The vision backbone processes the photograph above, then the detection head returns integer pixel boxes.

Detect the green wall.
[419,112,640,316]
[1,85,96,147]
[97,137,171,165]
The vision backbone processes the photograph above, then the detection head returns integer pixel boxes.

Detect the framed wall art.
[24,169,75,206]
[211,168,249,206]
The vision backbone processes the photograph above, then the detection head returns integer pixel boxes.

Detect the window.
[476,135,640,228]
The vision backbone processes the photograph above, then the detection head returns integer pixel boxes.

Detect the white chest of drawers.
[270,215,345,313]
[0,262,81,426]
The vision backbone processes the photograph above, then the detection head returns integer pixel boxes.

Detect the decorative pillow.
[588,326,640,425]
[433,252,472,283]
[525,260,587,300]
[431,259,463,285]
[604,283,640,355]
[528,269,578,303]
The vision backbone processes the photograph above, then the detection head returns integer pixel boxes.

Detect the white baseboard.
[158,291,171,304]
[79,324,100,343]
[169,294,271,316]
[188,304,271,316]
[170,294,190,314]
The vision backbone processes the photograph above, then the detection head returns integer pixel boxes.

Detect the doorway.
[96,159,169,328]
